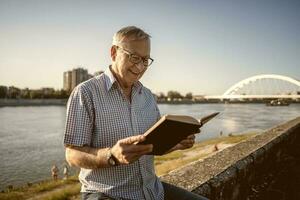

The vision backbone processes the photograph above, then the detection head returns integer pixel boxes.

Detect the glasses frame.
[116,46,154,67]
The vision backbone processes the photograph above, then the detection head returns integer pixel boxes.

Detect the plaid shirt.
[63,67,164,200]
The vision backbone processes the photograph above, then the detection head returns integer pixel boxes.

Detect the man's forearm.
[65,145,110,169]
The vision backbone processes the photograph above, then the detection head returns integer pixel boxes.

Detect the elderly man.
[64,26,208,200]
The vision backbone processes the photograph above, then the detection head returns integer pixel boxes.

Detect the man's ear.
[110,46,117,62]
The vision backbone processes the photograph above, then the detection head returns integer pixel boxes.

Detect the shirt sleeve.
[152,93,161,121]
[63,84,94,147]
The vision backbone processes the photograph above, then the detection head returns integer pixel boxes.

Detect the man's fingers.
[119,135,145,145]
[128,149,150,160]
[136,147,153,155]
[175,143,185,150]
[187,134,196,139]
[122,148,152,163]
[179,137,195,146]
[112,135,153,165]
[180,141,194,146]
[123,144,153,154]
[195,129,201,134]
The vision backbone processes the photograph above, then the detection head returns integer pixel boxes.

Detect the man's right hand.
[110,135,153,165]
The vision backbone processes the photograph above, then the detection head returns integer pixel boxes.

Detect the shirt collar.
[104,65,143,93]
[104,66,117,92]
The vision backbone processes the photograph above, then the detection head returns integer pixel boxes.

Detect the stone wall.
[161,117,300,199]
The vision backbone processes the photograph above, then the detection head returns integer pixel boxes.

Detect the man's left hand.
[165,132,198,154]
[174,134,196,150]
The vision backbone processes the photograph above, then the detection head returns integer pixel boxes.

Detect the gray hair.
[112,26,151,45]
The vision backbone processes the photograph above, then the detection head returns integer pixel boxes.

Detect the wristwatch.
[107,148,118,166]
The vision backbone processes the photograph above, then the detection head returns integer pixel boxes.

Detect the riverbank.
[1,98,300,107]
[0,133,257,200]
[0,98,221,107]
[0,99,68,107]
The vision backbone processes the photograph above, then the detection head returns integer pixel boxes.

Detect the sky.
[0,0,299,95]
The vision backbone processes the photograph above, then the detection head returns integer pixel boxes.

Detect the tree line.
[0,86,70,99]
[155,91,193,101]
[0,86,194,101]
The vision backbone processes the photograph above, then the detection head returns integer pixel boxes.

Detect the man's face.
[111,38,151,88]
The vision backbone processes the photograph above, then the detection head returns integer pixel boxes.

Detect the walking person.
[51,164,59,181]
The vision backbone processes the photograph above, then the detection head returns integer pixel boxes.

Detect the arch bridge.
[206,74,300,100]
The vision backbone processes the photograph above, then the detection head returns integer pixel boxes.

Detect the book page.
[165,115,200,125]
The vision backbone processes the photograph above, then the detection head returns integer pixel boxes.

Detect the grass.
[31,177,78,193]
[0,176,79,200]
[154,150,183,165]
[0,132,257,200]
[154,132,258,176]
[38,183,81,200]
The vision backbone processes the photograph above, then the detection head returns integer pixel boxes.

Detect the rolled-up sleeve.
[63,84,94,147]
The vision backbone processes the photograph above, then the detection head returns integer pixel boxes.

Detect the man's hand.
[110,135,153,165]
[172,134,196,151]
[165,129,200,154]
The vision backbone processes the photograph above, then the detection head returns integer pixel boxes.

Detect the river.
[0,104,299,190]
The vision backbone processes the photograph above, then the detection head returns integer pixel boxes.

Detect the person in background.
[51,164,59,181]
[64,26,208,200]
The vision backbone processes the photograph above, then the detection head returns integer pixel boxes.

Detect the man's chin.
[128,77,141,85]
[129,72,142,79]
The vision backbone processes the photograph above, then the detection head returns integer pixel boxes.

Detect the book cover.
[139,112,219,155]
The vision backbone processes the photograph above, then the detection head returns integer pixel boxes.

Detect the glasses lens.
[126,50,153,67]
[143,59,149,66]
[130,55,142,64]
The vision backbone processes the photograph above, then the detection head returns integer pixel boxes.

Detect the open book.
[138,112,219,155]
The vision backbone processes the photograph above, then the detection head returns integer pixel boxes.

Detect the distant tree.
[0,85,72,99]
[41,88,55,99]
[7,86,21,98]
[156,92,166,101]
[59,89,70,98]
[0,86,7,98]
[185,92,193,100]
[30,90,43,99]
[152,93,158,101]
[167,91,183,100]
[20,88,31,99]
[53,90,60,98]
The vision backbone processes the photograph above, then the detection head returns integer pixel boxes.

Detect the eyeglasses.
[116,46,154,67]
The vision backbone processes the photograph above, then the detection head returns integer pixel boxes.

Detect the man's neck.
[110,66,133,101]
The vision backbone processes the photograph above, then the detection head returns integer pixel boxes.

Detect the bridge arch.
[223,74,300,96]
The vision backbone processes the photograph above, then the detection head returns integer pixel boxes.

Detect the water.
[0,104,299,190]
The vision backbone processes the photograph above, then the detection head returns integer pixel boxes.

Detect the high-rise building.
[63,68,91,92]
[63,71,72,91]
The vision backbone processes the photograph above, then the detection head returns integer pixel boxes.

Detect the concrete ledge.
[161,117,300,199]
